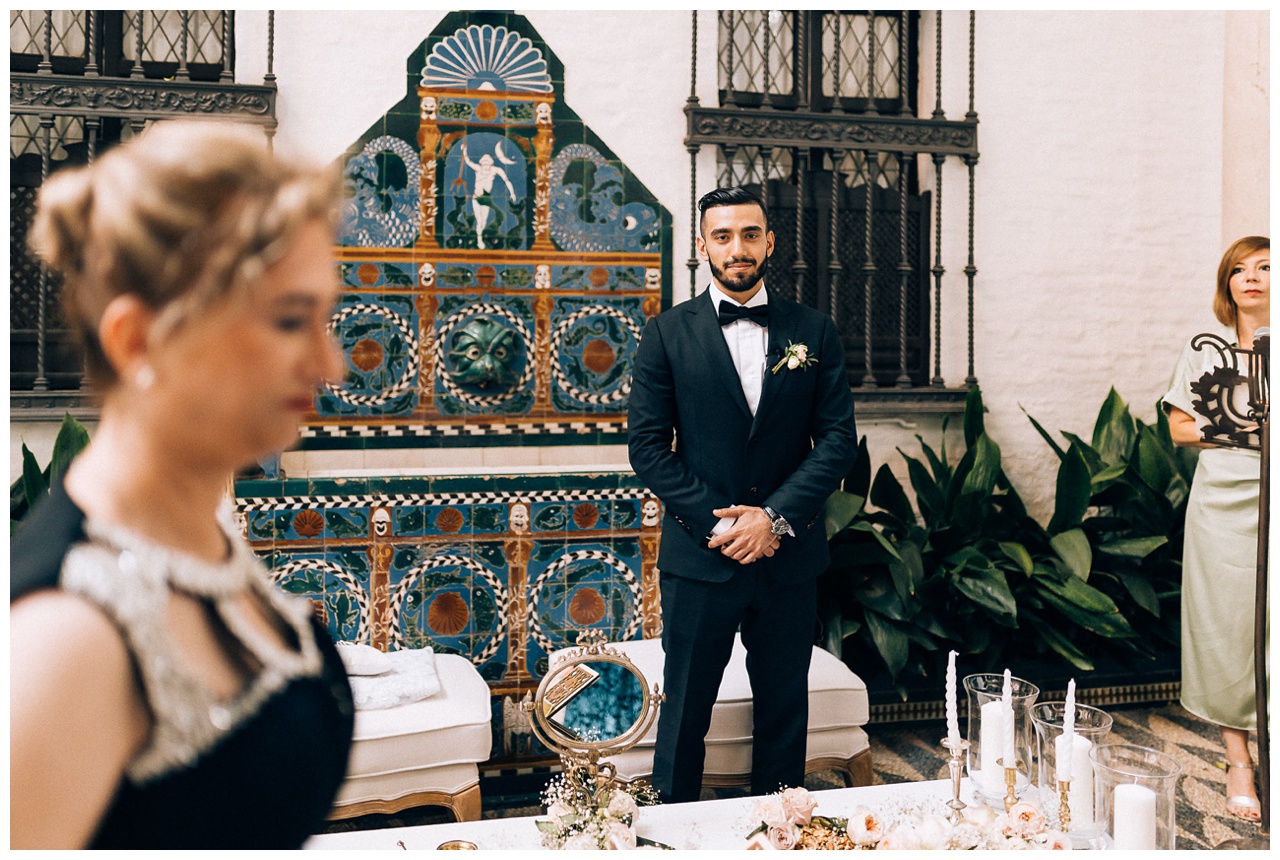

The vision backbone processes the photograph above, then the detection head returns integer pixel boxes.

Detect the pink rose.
[780,787,817,826]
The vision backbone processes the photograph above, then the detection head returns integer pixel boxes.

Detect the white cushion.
[347,647,442,710]
[344,654,492,781]
[609,725,870,782]
[335,640,395,676]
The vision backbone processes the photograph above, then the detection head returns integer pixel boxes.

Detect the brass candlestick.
[998,757,1020,812]
[1057,780,1071,831]
[940,737,970,824]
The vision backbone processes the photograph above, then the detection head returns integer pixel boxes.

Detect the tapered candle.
[1001,669,1016,768]
[945,651,961,746]
[1057,679,1076,781]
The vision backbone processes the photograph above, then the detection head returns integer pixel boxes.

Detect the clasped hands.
[708,505,781,565]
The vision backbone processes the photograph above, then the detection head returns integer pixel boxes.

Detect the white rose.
[876,823,922,850]
[844,806,884,845]
[914,814,951,850]
[754,799,788,830]
[766,823,799,850]
[607,821,637,850]
[787,355,800,370]
[793,345,808,361]
[547,800,574,824]
[606,790,639,822]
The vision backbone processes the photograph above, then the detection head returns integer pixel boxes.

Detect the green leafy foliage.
[817,387,1188,692]
[11,415,91,536]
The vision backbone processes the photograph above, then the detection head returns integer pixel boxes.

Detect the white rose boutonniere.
[771,341,816,374]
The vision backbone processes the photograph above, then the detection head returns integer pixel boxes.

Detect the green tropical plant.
[10,414,91,535]
[817,386,1188,695]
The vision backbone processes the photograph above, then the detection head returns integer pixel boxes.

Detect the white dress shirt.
[709,282,769,416]
[707,282,770,538]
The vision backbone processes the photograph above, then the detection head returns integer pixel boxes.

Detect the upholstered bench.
[550,635,872,790]
[329,653,493,822]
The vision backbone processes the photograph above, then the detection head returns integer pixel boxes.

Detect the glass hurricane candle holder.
[1030,701,1113,845]
[1090,744,1181,851]
[962,673,1039,806]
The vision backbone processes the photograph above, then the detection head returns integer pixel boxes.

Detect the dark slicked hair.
[697,186,768,235]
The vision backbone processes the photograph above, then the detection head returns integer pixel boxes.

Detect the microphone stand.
[1189,330,1269,846]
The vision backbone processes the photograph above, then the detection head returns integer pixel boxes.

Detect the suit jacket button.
[750,486,758,494]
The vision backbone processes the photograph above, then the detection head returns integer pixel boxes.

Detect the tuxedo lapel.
[750,288,797,438]
[686,289,753,419]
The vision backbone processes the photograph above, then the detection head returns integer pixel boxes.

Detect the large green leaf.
[1023,607,1096,671]
[1097,536,1167,559]
[870,464,916,526]
[916,436,952,491]
[998,541,1034,576]
[847,519,903,560]
[1134,424,1174,496]
[864,609,910,678]
[823,490,866,540]
[1022,405,1067,460]
[853,575,908,621]
[49,413,91,485]
[959,434,1002,500]
[1047,444,1091,535]
[902,452,946,529]
[963,385,986,449]
[1049,529,1092,580]
[1110,570,1162,616]
[1061,432,1106,475]
[1033,582,1135,638]
[1091,388,1136,466]
[952,566,1018,624]
[843,436,872,498]
[21,444,48,513]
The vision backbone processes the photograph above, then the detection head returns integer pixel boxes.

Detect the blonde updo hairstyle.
[30,120,341,389]
[1214,235,1270,328]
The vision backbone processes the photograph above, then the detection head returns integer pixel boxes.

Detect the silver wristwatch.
[762,505,795,538]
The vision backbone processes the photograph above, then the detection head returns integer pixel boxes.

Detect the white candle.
[979,699,1006,793]
[1058,680,1077,782]
[945,651,961,746]
[1001,669,1016,768]
[1067,736,1094,827]
[1056,733,1075,783]
[1112,783,1157,849]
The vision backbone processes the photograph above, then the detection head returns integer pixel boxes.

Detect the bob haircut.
[1213,235,1270,327]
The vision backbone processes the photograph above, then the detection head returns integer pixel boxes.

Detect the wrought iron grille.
[10,10,231,79]
[10,10,277,402]
[688,10,979,398]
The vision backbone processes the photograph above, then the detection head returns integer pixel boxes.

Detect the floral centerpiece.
[536,774,667,850]
[744,787,1071,850]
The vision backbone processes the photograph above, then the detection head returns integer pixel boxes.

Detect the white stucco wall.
[12,11,1268,524]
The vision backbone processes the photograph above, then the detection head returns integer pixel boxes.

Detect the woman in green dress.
[1162,235,1269,822]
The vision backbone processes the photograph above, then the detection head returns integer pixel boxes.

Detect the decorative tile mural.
[238,474,663,690]
[303,12,672,449]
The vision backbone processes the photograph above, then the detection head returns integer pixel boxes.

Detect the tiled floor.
[325,703,1269,849]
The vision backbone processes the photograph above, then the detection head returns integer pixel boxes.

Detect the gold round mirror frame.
[522,630,663,784]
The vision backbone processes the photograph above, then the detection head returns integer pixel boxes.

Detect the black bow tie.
[718,302,769,327]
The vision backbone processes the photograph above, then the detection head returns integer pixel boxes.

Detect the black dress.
[11,480,355,849]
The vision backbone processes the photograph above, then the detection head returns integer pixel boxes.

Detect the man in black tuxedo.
[628,187,858,803]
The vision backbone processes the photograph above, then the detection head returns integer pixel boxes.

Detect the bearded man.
[628,186,858,802]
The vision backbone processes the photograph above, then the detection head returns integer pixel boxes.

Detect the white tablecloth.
[305,779,962,850]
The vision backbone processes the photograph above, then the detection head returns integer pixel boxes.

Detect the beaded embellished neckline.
[82,517,253,599]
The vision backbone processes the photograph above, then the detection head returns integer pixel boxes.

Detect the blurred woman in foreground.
[10,121,354,848]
